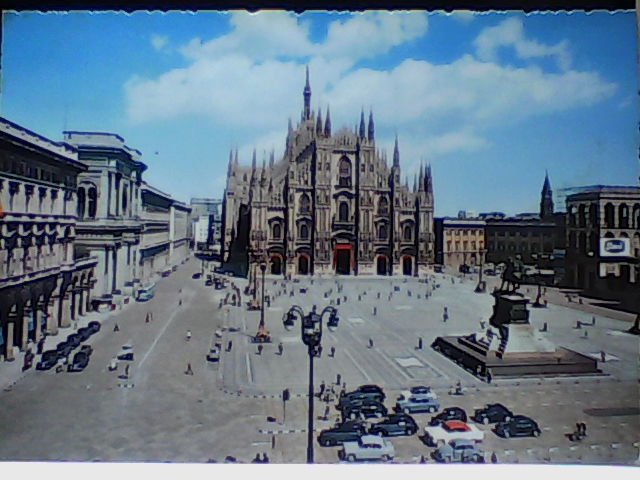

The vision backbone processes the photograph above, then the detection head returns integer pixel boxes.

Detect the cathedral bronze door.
[376,256,388,275]
[271,255,282,275]
[336,250,351,275]
[402,256,413,276]
[298,255,310,275]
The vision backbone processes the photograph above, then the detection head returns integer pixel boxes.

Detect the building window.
[369,164,374,172]
[299,223,309,239]
[446,240,452,252]
[604,203,615,229]
[87,187,97,218]
[378,224,387,240]
[339,157,352,187]
[403,224,412,242]
[632,204,640,229]
[619,203,629,229]
[455,241,460,251]
[339,202,349,222]
[471,241,476,250]
[589,203,599,228]
[122,185,128,213]
[361,164,365,173]
[77,187,86,218]
[272,223,281,239]
[325,162,330,171]
[299,193,311,215]
[578,205,587,228]
[377,197,389,215]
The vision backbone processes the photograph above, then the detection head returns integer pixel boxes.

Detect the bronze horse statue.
[497,256,526,293]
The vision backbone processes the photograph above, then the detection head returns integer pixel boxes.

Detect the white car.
[399,386,437,400]
[423,420,485,446]
[339,435,395,462]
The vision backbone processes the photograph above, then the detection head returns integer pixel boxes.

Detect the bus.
[136,283,156,302]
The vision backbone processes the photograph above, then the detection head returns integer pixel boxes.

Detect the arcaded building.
[222,69,435,277]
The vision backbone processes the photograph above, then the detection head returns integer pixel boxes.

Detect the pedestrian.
[417,337,423,350]
[317,346,323,357]
[491,452,498,464]
[37,337,45,355]
[125,364,130,378]
[271,435,276,450]
[257,344,263,355]
[186,330,192,341]
[179,299,182,306]
[330,346,336,357]
[113,323,120,332]
[186,362,194,375]
[336,373,341,386]
[324,405,330,420]
[368,338,374,348]
[278,342,283,355]
[419,455,426,464]
[262,453,269,463]
[252,453,261,463]
[227,340,233,352]
[486,370,492,384]
[455,380,463,395]
[581,422,587,436]
[443,311,449,322]
[575,422,581,436]
[319,381,326,397]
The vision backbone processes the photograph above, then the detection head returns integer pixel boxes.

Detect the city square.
[0,263,637,465]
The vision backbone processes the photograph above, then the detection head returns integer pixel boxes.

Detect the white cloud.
[474,17,572,71]
[448,10,477,25]
[151,34,169,52]
[126,11,616,168]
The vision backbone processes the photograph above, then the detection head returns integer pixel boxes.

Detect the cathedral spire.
[324,105,331,137]
[359,108,366,139]
[261,154,267,184]
[288,118,293,132]
[393,134,400,168]
[303,65,311,121]
[228,148,233,176]
[425,163,433,194]
[234,147,239,165]
[316,106,323,138]
[252,148,257,170]
[269,149,275,168]
[368,109,375,142]
[540,170,554,219]
[419,161,425,191]
[413,173,418,192]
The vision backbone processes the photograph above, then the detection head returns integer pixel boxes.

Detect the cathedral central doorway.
[376,256,388,275]
[298,255,309,275]
[336,250,351,275]
[402,256,413,276]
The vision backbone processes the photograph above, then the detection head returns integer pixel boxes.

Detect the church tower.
[540,171,554,219]
[303,65,311,121]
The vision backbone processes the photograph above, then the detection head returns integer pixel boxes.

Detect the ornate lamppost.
[283,305,340,464]
[260,260,267,327]
[475,249,487,293]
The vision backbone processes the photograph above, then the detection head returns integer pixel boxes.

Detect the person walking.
[491,452,498,464]
[186,362,194,375]
[336,373,342,386]
[257,344,263,355]
[227,340,233,352]
[252,453,261,463]
[324,405,330,420]
[486,370,492,384]
[368,338,374,348]
[113,323,120,332]
[124,364,130,378]
[319,381,326,397]
[261,453,269,463]
[330,346,336,358]
[186,330,192,341]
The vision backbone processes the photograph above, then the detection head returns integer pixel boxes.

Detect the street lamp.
[282,304,340,464]
[475,249,487,293]
[259,262,266,328]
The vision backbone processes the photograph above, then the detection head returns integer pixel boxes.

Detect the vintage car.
[206,345,221,362]
[341,400,388,421]
[432,439,485,463]
[338,390,385,408]
[67,351,90,372]
[395,396,440,415]
[423,420,485,446]
[368,414,418,437]
[117,344,134,361]
[399,386,437,400]
[317,421,366,446]
[472,403,513,425]
[338,435,395,462]
[36,350,59,371]
[494,415,541,438]
[429,407,468,426]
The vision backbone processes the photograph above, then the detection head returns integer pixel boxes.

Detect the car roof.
[514,415,533,421]
[359,435,384,445]
[443,420,469,430]
[451,439,474,448]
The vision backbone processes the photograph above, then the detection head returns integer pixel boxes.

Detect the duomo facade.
[222,69,435,276]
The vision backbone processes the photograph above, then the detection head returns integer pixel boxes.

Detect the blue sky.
[2,10,638,216]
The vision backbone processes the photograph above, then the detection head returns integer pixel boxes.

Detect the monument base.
[432,336,600,378]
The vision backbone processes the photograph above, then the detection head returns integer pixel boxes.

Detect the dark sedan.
[67,352,90,372]
[317,421,366,447]
[77,327,92,342]
[338,391,384,408]
[87,321,101,333]
[66,333,83,348]
[429,407,468,426]
[342,401,388,421]
[192,272,202,279]
[369,414,418,437]
[494,415,541,438]
[354,385,385,399]
[79,345,93,356]
[472,403,513,425]
[56,342,74,359]
[36,350,59,371]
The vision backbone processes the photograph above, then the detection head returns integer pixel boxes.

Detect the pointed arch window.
[299,223,309,239]
[403,224,412,242]
[339,202,349,222]
[338,157,352,187]
[633,204,640,229]
[87,187,97,218]
[299,193,311,215]
[77,187,86,218]
[272,223,281,240]
[377,196,389,215]
[378,224,387,241]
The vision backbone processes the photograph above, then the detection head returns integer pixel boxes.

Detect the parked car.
[205,279,214,286]
[353,385,385,400]
[56,342,74,359]
[206,346,220,362]
[36,350,59,371]
[67,351,90,372]
[423,420,485,446]
[77,327,93,342]
[317,421,366,446]
[432,439,485,463]
[192,273,202,279]
[338,435,395,462]
[87,321,101,333]
[368,414,418,437]
[494,415,541,438]
[66,333,82,348]
[342,400,388,420]
[472,403,513,425]
[429,407,468,426]
[161,270,171,277]
[79,345,93,356]
[338,391,384,408]
[401,386,437,399]
[395,396,440,415]
[117,344,134,361]
[172,265,178,272]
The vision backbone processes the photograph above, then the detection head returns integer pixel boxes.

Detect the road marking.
[376,349,411,381]
[343,349,373,382]
[570,446,579,451]
[590,445,599,450]
[138,303,183,369]
[557,402,564,406]
[542,403,549,407]
[503,450,514,455]
[246,353,253,384]
[612,443,620,449]
[543,427,551,431]
[549,447,559,453]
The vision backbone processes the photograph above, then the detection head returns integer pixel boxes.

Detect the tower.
[540,171,554,219]
[324,106,331,137]
[359,109,366,139]
[368,110,375,142]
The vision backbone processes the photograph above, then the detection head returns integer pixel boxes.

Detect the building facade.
[485,174,566,277]
[222,69,435,277]
[0,118,97,361]
[434,215,486,272]
[189,198,222,248]
[564,185,640,305]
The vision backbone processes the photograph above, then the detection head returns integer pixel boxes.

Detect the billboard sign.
[600,238,631,257]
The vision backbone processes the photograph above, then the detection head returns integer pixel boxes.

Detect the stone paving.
[0,266,637,465]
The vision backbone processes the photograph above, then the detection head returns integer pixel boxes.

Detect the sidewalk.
[0,295,135,392]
